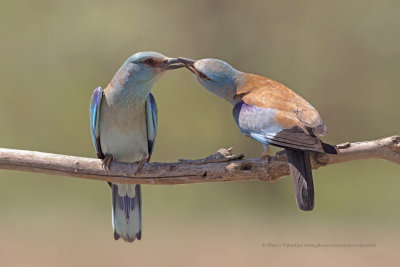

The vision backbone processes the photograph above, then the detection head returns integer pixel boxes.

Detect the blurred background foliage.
[0,0,399,266]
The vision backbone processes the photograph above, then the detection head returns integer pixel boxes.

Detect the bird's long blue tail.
[111,183,142,242]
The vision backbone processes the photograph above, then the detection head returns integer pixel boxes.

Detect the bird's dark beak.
[178,57,196,65]
[178,57,210,80]
[164,58,184,70]
[177,57,197,74]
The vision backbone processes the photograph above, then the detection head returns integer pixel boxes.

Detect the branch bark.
[0,135,399,185]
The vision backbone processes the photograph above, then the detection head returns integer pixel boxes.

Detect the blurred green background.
[0,0,399,266]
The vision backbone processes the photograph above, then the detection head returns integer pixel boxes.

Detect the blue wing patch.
[145,93,158,160]
[89,86,105,159]
[232,101,325,152]
[233,101,283,142]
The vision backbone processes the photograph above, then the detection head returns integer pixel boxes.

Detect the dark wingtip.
[321,142,338,154]
[136,231,142,240]
[114,231,120,240]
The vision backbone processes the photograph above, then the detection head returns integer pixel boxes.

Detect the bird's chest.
[99,100,148,162]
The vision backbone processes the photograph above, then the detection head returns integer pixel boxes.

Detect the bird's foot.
[102,153,114,170]
[131,159,147,175]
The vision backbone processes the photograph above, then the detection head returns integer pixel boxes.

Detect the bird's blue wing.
[89,86,105,159]
[145,93,158,160]
[232,101,325,152]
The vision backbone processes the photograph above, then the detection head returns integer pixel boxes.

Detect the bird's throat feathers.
[104,66,159,105]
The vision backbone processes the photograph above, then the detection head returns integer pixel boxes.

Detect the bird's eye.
[198,71,211,80]
[143,58,155,65]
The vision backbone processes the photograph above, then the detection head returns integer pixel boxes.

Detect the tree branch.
[0,135,399,184]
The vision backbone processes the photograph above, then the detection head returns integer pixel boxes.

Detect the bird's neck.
[212,71,247,105]
[230,72,262,103]
[104,79,153,106]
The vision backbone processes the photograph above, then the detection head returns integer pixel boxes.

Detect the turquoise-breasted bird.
[178,57,337,211]
[90,52,182,242]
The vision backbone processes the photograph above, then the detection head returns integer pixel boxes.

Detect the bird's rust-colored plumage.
[178,56,338,211]
[237,74,324,132]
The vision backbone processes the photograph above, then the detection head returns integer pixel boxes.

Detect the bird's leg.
[102,153,114,170]
[261,144,270,160]
[261,148,270,159]
[131,159,147,175]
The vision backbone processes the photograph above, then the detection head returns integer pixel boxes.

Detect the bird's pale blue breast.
[99,96,149,162]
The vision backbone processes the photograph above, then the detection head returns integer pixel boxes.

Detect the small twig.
[0,135,399,185]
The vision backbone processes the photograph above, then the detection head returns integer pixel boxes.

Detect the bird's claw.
[102,153,114,170]
[132,159,147,175]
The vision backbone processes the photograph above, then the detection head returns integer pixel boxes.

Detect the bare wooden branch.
[0,135,399,184]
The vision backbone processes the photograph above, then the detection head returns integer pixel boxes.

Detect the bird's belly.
[100,105,149,162]
[101,127,148,162]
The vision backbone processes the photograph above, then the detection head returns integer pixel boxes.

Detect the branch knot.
[390,135,400,152]
[178,148,244,165]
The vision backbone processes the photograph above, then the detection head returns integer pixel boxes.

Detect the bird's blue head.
[112,51,182,91]
[178,58,243,104]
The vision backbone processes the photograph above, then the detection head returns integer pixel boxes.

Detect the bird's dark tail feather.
[285,149,314,211]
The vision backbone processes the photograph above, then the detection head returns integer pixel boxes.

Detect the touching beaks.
[177,57,197,74]
[178,57,196,65]
[178,57,210,80]
[164,58,184,70]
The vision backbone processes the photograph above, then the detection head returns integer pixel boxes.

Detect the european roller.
[178,57,337,211]
[90,52,182,242]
